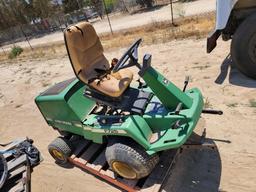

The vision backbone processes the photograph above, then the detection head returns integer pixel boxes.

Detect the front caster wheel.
[48,137,73,165]
[105,138,159,180]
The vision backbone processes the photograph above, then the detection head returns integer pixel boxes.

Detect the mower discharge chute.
[35,22,205,179]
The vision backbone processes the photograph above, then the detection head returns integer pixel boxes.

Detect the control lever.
[138,54,152,77]
[183,76,190,92]
[137,79,147,89]
[174,76,188,115]
[175,103,183,115]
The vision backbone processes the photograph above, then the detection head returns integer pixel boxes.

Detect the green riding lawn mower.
[35,22,222,180]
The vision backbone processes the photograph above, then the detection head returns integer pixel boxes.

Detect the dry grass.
[204,97,212,108]
[101,12,214,50]
[0,13,215,63]
[227,102,238,108]
[0,43,66,64]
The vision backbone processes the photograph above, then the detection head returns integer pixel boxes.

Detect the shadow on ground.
[215,54,256,88]
[163,139,222,192]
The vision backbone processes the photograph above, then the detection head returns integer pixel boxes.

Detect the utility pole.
[103,0,113,35]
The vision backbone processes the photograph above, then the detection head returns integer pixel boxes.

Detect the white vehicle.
[207,0,256,79]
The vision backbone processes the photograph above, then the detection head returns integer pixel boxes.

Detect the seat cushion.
[111,68,133,80]
[89,69,133,98]
[64,21,133,98]
[64,22,110,83]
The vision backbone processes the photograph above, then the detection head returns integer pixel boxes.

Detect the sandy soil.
[0,0,215,52]
[0,38,256,192]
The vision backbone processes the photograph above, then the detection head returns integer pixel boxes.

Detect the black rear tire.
[231,13,256,79]
[48,137,73,165]
[105,137,159,180]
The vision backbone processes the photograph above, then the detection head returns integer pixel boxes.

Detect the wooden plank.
[23,165,30,192]
[8,166,26,179]
[86,163,95,169]
[2,138,27,159]
[3,151,14,159]
[79,143,102,163]
[100,169,116,179]
[9,181,24,192]
[117,178,138,189]
[71,139,91,159]
[7,154,27,171]
[74,157,86,164]
[91,149,107,171]
[0,138,26,151]
[141,149,178,192]
[69,158,138,192]
[68,137,182,192]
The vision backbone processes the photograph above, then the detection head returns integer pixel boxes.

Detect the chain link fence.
[0,0,215,52]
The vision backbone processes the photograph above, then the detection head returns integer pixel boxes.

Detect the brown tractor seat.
[64,22,133,98]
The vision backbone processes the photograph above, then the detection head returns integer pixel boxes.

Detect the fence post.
[170,0,174,25]
[170,0,177,26]
[121,0,129,14]
[19,25,33,51]
[1,47,6,56]
[103,0,114,35]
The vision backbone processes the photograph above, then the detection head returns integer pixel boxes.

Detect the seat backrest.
[64,22,109,83]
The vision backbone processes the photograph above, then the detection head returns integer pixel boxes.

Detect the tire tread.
[106,138,159,179]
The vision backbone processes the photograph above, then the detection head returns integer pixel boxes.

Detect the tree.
[22,0,37,23]
[0,0,27,29]
[62,0,84,13]
[33,0,55,18]
[136,0,154,8]
[91,0,104,18]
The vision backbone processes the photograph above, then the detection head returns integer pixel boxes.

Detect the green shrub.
[8,46,23,59]
[105,0,117,13]
[249,99,256,108]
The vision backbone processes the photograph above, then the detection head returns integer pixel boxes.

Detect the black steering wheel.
[112,38,142,73]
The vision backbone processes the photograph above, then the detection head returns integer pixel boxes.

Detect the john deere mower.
[35,22,217,180]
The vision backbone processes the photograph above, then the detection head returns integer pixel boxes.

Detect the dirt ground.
[0,38,256,192]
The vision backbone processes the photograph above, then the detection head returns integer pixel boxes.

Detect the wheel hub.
[51,149,65,161]
[112,161,137,179]
[248,33,256,64]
